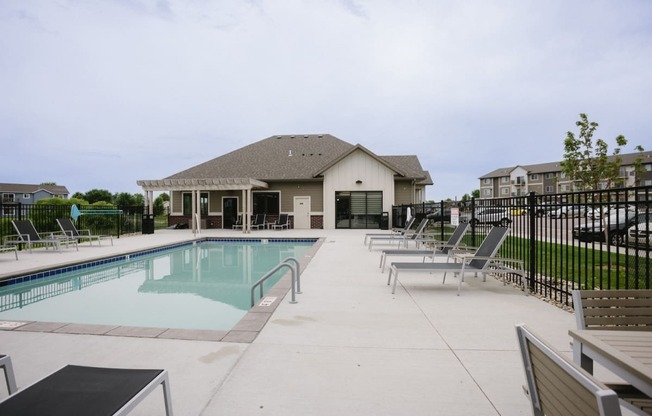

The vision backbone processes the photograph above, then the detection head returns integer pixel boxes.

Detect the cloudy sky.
[1,0,650,201]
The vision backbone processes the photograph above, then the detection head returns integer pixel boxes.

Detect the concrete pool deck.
[0,228,577,415]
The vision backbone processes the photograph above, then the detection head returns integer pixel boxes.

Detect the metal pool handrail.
[250,257,301,307]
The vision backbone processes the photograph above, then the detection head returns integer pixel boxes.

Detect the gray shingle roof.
[166,134,429,182]
[0,183,69,195]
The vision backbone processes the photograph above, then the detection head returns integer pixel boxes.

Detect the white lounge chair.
[387,227,523,295]
[4,220,77,253]
[379,222,470,272]
[363,217,416,245]
[368,218,429,251]
[0,364,173,415]
[57,218,113,246]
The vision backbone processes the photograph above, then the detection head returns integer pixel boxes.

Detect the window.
[545,186,554,192]
[483,178,491,185]
[253,192,280,214]
[182,192,208,216]
[335,191,382,229]
[2,193,15,203]
[501,187,509,195]
[482,189,491,196]
[544,173,554,179]
[645,164,652,172]
[560,172,567,179]
[22,194,31,199]
[501,177,509,184]
[643,180,652,186]
[530,174,538,180]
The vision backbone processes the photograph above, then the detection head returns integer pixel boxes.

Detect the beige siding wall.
[322,149,396,229]
[266,182,323,213]
[394,181,413,205]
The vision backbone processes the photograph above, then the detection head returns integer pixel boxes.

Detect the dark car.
[573,212,647,246]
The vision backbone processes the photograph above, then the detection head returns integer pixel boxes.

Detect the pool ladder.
[250,257,302,307]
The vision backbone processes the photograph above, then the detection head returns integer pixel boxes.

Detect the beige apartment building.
[478,151,652,198]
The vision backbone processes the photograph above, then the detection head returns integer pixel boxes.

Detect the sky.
[1,0,651,202]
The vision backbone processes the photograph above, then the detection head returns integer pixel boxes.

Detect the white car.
[627,222,652,248]
[586,205,636,220]
[550,205,585,219]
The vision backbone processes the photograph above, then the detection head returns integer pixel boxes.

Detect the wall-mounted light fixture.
[356,180,363,184]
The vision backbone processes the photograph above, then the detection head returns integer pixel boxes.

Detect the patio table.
[569,329,652,397]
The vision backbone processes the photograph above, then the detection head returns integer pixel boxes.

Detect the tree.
[561,113,644,191]
[84,189,114,204]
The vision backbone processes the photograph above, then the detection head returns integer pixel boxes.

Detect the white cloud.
[1,0,650,200]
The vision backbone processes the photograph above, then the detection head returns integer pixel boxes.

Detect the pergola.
[137,178,269,233]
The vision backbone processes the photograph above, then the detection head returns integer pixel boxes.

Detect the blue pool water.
[0,239,315,331]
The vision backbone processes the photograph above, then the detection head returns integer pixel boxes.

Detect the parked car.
[573,212,646,246]
[426,208,451,223]
[549,205,585,219]
[586,205,636,220]
[510,207,527,216]
[626,219,652,249]
[461,207,512,226]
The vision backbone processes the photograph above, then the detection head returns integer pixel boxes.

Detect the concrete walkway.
[0,228,577,415]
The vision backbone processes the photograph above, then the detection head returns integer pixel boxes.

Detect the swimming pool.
[0,239,317,333]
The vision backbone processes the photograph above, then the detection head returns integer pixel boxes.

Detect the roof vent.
[290,135,295,138]
[318,135,323,138]
[288,150,293,157]
[304,135,309,138]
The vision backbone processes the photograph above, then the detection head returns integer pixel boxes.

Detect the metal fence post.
[528,192,537,292]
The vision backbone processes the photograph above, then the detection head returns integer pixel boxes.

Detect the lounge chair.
[251,214,266,230]
[57,218,113,246]
[379,222,470,272]
[232,215,243,230]
[387,227,523,295]
[515,324,652,416]
[0,355,17,395]
[0,364,173,415]
[272,213,289,230]
[4,220,77,253]
[363,217,416,245]
[368,218,429,251]
[0,245,18,260]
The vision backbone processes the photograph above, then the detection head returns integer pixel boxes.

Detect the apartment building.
[478,151,652,198]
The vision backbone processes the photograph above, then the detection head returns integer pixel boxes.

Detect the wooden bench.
[572,289,652,331]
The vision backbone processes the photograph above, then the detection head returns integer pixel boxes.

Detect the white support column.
[195,189,202,234]
[247,187,253,234]
[191,190,197,235]
[147,190,154,215]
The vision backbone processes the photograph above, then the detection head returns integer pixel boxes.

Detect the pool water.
[0,240,314,331]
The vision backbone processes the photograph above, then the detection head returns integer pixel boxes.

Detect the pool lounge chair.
[0,364,173,415]
[0,355,17,395]
[387,227,524,295]
[0,244,18,260]
[368,218,429,251]
[251,214,266,230]
[363,217,416,245]
[57,218,113,246]
[379,222,470,272]
[4,220,77,253]
[272,213,289,230]
[515,324,652,416]
[232,215,243,230]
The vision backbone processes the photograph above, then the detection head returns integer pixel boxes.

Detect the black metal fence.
[393,186,652,307]
[0,203,145,242]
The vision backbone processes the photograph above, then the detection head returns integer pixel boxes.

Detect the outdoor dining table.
[569,329,652,397]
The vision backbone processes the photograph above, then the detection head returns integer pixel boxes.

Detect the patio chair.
[56,218,113,246]
[0,355,17,395]
[0,364,173,415]
[379,222,470,272]
[4,220,77,253]
[232,215,243,230]
[387,227,523,295]
[572,289,652,331]
[368,218,429,251]
[515,324,652,416]
[0,244,18,260]
[363,217,416,245]
[251,214,266,230]
[272,213,289,230]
